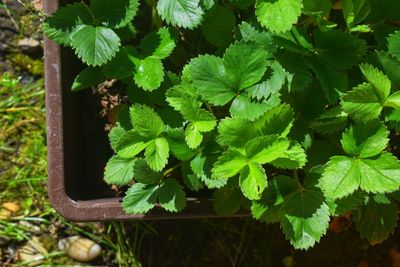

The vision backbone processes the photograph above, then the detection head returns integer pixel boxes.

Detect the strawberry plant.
[44,0,400,250]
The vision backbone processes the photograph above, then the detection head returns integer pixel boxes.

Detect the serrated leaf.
[141,27,176,59]
[145,137,169,171]
[72,67,106,91]
[191,154,227,188]
[201,6,236,47]
[319,156,361,199]
[341,83,383,121]
[90,0,140,29]
[244,136,291,164]
[116,131,148,158]
[270,141,307,169]
[185,125,204,148]
[239,163,267,200]
[104,155,136,185]
[185,55,235,105]
[123,183,158,214]
[309,106,348,134]
[385,91,400,109]
[248,61,286,100]
[255,0,303,33]
[166,84,198,111]
[341,121,389,158]
[314,29,367,70]
[251,175,299,223]
[387,31,400,61]
[109,124,127,152]
[217,117,258,147]
[158,179,187,212]
[157,0,204,29]
[133,158,162,184]
[130,104,164,139]
[236,21,274,53]
[321,153,400,199]
[213,184,243,215]
[165,128,197,160]
[326,190,367,216]
[280,192,330,250]
[71,25,121,66]
[43,3,93,46]
[134,57,165,91]
[360,63,391,101]
[223,41,269,90]
[358,153,400,194]
[255,104,294,137]
[229,94,280,121]
[212,150,247,179]
[354,194,398,245]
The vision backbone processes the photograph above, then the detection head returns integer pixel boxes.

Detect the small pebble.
[58,236,102,262]
[2,202,20,213]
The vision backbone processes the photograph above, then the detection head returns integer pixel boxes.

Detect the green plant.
[44,0,400,250]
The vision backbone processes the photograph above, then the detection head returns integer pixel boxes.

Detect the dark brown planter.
[44,0,246,221]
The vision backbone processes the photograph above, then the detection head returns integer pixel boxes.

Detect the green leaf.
[326,190,367,216]
[239,163,267,200]
[254,104,294,137]
[229,94,280,121]
[358,153,400,194]
[158,179,187,212]
[180,101,216,130]
[165,128,197,160]
[185,55,235,105]
[309,106,348,134]
[71,25,121,66]
[313,29,367,70]
[72,67,106,91]
[223,41,268,90]
[109,124,127,152]
[123,183,158,214]
[102,46,137,79]
[236,21,274,53]
[385,91,400,109]
[354,194,398,245]
[145,138,169,171]
[341,83,383,121]
[134,57,165,91]
[343,0,371,26]
[213,183,243,215]
[255,0,303,33]
[90,0,140,28]
[244,136,291,164]
[251,175,299,223]
[141,27,176,60]
[212,150,247,179]
[130,104,164,139]
[387,31,400,61]
[104,155,136,185]
[217,117,258,147]
[319,156,361,199]
[341,121,389,158]
[116,131,148,158]
[191,154,227,188]
[133,159,162,184]
[166,84,198,111]
[321,153,400,199]
[201,6,236,47]
[270,141,307,169]
[43,3,93,46]
[303,0,331,14]
[157,0,204,29]
[248,61,286,100]
[185,126,204,149]
[360,63,391,101]
[280,190,330,250]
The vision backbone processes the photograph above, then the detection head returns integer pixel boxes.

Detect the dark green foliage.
[45,0,400,250]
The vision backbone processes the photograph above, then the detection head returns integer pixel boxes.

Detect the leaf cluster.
[45,0,400,250]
